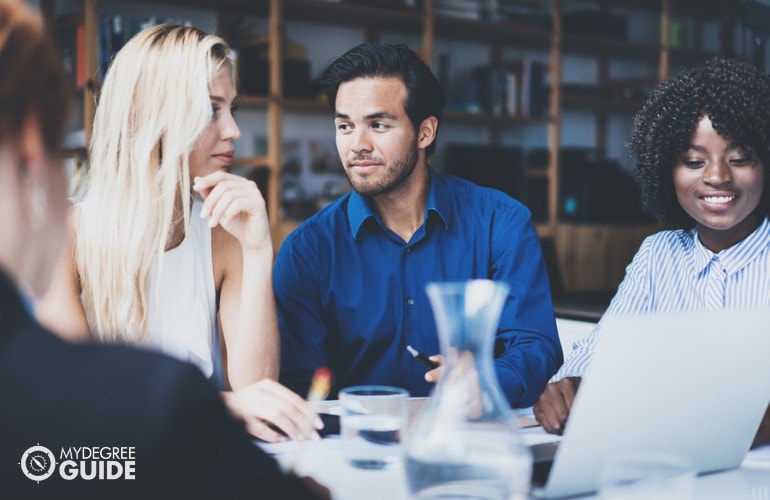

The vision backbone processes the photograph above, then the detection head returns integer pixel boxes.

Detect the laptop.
[532,308,770,498]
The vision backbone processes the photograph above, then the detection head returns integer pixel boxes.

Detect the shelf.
[284,0,422,34]
[63,147,87,159]
[535,223,554,239]
[667,0,741,19]
[237,95,328,114]
[232,155,268,168]
[562,34,659,62]
[433,15,550,48]
[572,0,740,19]
[277,219,301,242]
[444,110,553,127]
[576,0,661,9]
[283,98,329,114]
[526,169,549,179]
[559,73,658,111]
[669,47,740,67]
[561,91,646,112]
[129,0,425,33]
[237,95,269,108]
[52,11,83,29]
[55,0,729,289]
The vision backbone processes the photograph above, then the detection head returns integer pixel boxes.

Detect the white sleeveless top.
[146,199,222,385]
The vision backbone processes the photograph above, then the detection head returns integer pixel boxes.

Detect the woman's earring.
[27,166,49,232]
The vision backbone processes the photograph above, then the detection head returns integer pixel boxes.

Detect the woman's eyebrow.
[684,144,707,153]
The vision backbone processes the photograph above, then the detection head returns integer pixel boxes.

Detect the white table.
[257,400,770,499]
[259,437,770,499]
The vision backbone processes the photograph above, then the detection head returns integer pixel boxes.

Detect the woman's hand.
[223,379,324,443]
[193,172,271,253]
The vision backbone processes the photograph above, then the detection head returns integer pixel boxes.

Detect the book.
[75,21,86,88]
[471,58,547,117]
[521,58,547,117]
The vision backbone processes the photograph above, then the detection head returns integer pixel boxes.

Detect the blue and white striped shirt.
[553,217,770,381]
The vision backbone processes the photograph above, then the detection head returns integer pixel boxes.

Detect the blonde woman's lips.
[213,152,234,165]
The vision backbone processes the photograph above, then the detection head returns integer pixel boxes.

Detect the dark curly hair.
[318,43,445,158]
[629,57,770,228]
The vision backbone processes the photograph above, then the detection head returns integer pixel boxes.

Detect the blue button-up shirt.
[274,171,562,407]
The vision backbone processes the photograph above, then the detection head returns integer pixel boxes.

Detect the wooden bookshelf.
[45,0,741,289]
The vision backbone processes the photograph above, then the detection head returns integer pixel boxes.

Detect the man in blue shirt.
[274,43,562,407]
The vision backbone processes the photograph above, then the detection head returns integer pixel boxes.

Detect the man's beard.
[344,140,419,198]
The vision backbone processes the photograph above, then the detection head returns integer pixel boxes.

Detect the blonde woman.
[39,24,321,443]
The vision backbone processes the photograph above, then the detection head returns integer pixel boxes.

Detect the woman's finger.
[244,418,287,443]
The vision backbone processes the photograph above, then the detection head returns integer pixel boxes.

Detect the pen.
[406,345,440,369]
[286,367,332,475]
[307,366,332,402]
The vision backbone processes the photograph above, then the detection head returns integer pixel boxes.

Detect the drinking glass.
[339,385,409,470]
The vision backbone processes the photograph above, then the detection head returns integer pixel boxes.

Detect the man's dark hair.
[319,43,445,158]
[629,57,770,228]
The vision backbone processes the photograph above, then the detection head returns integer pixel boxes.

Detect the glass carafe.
[405,280,532,499]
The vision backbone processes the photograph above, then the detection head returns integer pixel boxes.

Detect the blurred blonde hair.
[77,24,234,342]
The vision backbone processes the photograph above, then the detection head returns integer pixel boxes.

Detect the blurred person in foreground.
[0,0,327,497]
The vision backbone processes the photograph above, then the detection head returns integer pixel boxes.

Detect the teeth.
[703,196,735,203]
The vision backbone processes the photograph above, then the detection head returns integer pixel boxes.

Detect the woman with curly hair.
[534,57,770,446]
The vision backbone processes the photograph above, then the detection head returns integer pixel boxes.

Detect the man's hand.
[424,354,444,383]
[533,377,581,435]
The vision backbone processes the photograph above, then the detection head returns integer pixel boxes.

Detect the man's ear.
[417,116,438,151]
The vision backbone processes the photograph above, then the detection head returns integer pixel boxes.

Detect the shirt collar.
[692,217,770,276]
[347,168,450,239]
[427,170,450,230]
[347,190,374,239]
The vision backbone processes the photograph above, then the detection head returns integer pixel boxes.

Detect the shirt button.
[407,298,415,306]
[405,247,412,253]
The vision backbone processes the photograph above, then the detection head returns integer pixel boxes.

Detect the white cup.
[339,385,409,470]
[598,451,696,500]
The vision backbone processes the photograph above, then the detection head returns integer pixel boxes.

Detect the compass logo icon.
[20,445,56,482]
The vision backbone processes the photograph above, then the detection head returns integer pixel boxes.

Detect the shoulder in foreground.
[4,325,216,443]
[40,328,206,393]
